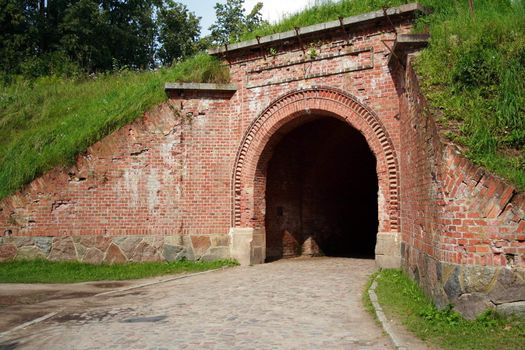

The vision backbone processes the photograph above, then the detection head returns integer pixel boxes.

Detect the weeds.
[370,269,525,350]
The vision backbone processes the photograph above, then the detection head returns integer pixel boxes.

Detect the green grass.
[241,0,525,189]
[0,258,238,283]
[239,0,407,42]
[369,269,525,350]
[0,53,229,200]
[413,0,525,190]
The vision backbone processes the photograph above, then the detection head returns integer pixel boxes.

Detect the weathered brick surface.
[0,17,412,262]
[399,56,524,317]
[0,7,521,320]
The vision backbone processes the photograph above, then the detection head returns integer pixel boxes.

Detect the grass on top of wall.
[413,0,525,190]
[240,0,525,190]
[0,53,229,200]
[239,0,408,42]
[0,259,238,283]
[367,269,525,350]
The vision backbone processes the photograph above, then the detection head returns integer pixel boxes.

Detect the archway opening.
[265,117,378,261]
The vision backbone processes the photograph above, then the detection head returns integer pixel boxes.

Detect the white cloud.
[244,0,313,24]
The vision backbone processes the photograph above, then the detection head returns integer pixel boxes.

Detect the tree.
[209,0,265,45]
[0,0,39,74]
[102,0,158,70]
[245,1,264,32]
[60,0,110,71]
[157,0,200,66]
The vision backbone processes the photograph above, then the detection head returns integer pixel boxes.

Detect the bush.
[19,51,82,79]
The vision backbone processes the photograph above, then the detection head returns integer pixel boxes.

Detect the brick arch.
[232,87,399,232]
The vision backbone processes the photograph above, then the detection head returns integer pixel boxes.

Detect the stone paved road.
[1,258,393,349]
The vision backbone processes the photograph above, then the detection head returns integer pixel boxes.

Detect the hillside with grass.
[0,54,228,199]
[0,0,524,200]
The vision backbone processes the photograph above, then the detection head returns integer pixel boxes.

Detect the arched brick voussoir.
[231,87,400,231]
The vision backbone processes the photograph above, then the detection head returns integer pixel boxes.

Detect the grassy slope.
[0,53,228,199]
[370,269,525,350]
[240,0,525,189]
[0,259,237,283]
[414,0,525,189]
[0,0,523,200]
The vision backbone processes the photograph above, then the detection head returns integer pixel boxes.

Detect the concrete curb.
[95,266,231,297]
[368,274,408,350]
[0,312,59,339]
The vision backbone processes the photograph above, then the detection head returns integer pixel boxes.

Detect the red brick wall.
[400,57,525,270]
[1,18,411,262]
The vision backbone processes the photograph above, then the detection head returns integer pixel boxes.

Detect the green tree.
[60,0,110,71]
[101,0,158,70]
[0,0,39,75]
[157,0,201,66]
[209,0,265,45]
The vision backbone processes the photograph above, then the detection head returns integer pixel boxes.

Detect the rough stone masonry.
[0,3,523,318]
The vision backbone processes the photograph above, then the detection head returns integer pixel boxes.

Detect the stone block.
[201,247,230,262]
[114,237,143,257]
[163,244,184,261]
[211,235,230,247]
[488,268,525,304]
[375,232,401,257]
[454,293,494,320]
[229,228,254,266]
[49,237,77,261]
[80,236,112,252]
[16,246,46,260]
[443,266,462,301]
[164,235,184,246]
[462,265,497,293]
[143,236,164,250]
[104,243,127,264]
[176,247,195,261]
[191,236,211,257]
[375,232,401,268]
[131,241,162,262]
[83,248,105,264]
[496,301,525,317]
[0,244,17,262]
[34,237,52,255]
[13,237,33,248]
[375,255,401,269]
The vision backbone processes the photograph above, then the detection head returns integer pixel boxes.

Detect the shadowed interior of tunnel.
[264,117,378,261]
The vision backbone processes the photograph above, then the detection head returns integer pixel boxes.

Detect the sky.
[178,0,312,36]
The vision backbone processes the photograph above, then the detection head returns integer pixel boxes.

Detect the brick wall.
[399,56,525,318]
[1,17,412,263]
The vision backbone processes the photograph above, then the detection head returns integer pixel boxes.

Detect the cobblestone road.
[1,258,393,349]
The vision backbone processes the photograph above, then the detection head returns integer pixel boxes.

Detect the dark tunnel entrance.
[265,117,378,261]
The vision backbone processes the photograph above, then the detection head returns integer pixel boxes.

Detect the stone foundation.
[375,232,401,268]
[403,244,525,319]
[0,234,230,264]
[229,228,265,266]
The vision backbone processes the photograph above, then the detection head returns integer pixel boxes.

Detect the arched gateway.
[229,87,401,266]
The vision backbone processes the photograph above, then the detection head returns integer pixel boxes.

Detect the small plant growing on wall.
[308,47,318,60]
[268,47,278,58]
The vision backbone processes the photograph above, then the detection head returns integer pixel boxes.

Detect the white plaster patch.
[123,168,142,208]
[160,139,179,164]
[377,188,387,232]
[147,168,161,214]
